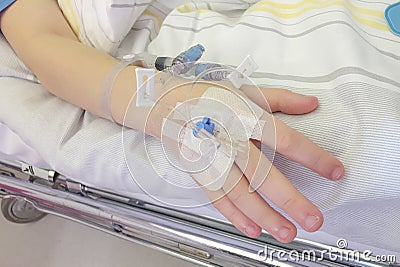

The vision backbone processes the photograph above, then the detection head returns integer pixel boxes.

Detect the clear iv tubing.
[194,126,247,155]
[101,56,140,122]
[135,53,174,71]
[136,44,230,81]
[101,46,246,155]
[101,48,187,121]
[133,44,206,74]
[100,47,199,122]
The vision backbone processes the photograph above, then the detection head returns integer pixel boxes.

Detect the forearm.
[1,1,134,120]
[17,34,136,118]
[0,0,214,138]
[12,33,210,135]
[0,0,162,134]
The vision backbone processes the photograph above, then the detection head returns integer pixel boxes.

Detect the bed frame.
[0,159,397,267]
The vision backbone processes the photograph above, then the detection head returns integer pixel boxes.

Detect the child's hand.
[0,0,343,243]
[143,82,344,243]
[205,87,344,242]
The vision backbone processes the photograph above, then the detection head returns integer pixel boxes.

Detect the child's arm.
[0,0,148,131]
[0,0,344,243]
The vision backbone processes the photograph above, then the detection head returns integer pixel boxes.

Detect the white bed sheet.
[0,77,399,260]
[0,114,398,260]
[1,0,400,258]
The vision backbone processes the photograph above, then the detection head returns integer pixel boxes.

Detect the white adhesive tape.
[173,87,264,141]
[227,55,258,88]
[162,118,235,191]
[136,68,156,107]
[181,127,234,191]
[161,87,266,191]
[101,57,139,122]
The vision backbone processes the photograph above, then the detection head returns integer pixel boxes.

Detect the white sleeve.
[58,0,152,55]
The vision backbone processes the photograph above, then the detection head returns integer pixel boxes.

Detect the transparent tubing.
[101,57,140,122]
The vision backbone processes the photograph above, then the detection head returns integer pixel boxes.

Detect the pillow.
[57,0,150,55]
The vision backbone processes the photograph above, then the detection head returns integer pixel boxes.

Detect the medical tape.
[173,102,266,146]
[135,68,156,107]
[173,87,266,142]
[161,87,266,191]
[162,118,235,191]
[227,55,258,89]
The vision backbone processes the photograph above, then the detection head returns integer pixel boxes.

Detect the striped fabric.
[57,0,400,252]
[57,0,164,55]
[146,0,400,253]
[0,0,399,255]
[56,0,260,55]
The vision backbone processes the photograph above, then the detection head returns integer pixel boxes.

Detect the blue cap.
[184,44,205,62]
[193,117,215,137]
[385,2,400,36]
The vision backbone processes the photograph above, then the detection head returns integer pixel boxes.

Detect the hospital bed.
[0,155,397,267]
[0,71,399,266]
[1,0,400,264]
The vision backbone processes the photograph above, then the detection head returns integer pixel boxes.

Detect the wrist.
[108,63,226,139]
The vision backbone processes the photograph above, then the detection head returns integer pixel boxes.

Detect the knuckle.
[229,189,244,204]
[311,154,323,170]
[211,198,237,220]
[254,203,273,224]
[224,207,240,221]
[256,210,270,224]
[281,197,297,212]
[278,131,296,154]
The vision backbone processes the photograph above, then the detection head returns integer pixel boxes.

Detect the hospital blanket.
[1,0,400,255]
[56,0,259,55]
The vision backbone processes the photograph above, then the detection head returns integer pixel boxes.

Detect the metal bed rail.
[0,160,397,267]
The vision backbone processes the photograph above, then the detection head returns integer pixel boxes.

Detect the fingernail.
[305,215,320,231]
[244,225,259,237]
[331,167,343,180]
[278,227,291,241]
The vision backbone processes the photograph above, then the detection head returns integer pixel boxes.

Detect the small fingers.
[222,164,297,243]
[242,86,342,179]
[276,118,344,180]
[259,165,324,233]
[262,116,345,180]
[235,143,324,233]
[206,189,262,238]
[242,86,318,114]
[267,88,319,114]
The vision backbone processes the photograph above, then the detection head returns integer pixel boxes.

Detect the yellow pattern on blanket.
[176,0,388,31]
[56,0,164,55]
[145,0,400,253]
[56,0,263,55]
[2,0,400,254]
[58,0,81,40]
[57,0,391,56]
[248,0,388,30]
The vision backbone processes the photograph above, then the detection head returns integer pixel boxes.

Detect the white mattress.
[1,0,400,257]
[0,75,399,258]
[0,101,397,260]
